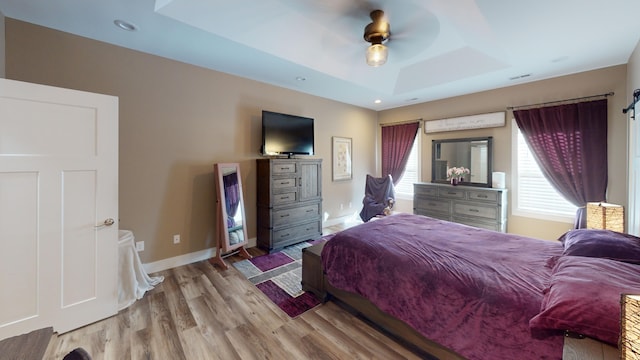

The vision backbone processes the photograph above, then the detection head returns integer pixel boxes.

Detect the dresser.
[413,182,508,232]
[257,158,323,252]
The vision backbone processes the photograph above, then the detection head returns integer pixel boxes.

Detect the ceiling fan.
[286,1,441,68]
[363,10,390,67]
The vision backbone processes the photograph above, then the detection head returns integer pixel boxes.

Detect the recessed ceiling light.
[374,99,382,104]
[551,56,569,63]
[295,76,306,81]
[406,97,419,102]
[114,19,137,31]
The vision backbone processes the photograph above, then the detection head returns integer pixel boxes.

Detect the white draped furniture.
[118,230,163,310]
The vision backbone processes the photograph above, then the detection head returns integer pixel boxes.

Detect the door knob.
[96,218,115,228]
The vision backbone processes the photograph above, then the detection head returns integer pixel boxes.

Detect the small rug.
[233,240,323,317]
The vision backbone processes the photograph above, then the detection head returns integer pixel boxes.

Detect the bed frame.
[301,241,619,360]
[324,279,465,359]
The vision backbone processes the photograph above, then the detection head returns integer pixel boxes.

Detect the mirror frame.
[210,162,251,269]
[431,136,493,188]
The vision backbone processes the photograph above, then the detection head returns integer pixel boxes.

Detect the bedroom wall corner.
[0,10,5,78]
[626,38,640,236]
[4,19,378,264]
[629,39,640,90]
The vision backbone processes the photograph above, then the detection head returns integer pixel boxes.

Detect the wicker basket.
[586,202,624,232]
[621,294,640,359]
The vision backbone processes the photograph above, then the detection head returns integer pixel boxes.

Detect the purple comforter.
[321,213,564,360]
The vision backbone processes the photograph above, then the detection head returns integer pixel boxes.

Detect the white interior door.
[470,144,487,183]
[0,78,118,339]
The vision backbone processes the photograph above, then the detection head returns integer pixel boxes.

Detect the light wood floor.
[44,222,421,360]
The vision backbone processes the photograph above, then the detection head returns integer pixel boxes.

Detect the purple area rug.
[256,280,321,317]
[233,241,321,317]
[251,252,293,272]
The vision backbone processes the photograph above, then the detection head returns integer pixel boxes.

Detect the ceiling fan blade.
[386,9,440,61]
[276,0,379,21]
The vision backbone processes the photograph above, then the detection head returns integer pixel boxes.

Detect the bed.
[319,213,640,359]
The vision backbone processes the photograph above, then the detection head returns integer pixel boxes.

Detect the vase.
[458,176,464,183]
[450,178,457,186]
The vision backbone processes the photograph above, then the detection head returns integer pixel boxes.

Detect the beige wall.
[5,19,378,263]
[0,10,5,78]
[380,66,628,240]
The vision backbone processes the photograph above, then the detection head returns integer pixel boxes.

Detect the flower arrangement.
[446,166,470,180]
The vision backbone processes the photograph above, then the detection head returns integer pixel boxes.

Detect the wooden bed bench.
[301,241,327,301]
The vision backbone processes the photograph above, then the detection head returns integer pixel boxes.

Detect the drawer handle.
[428,203,437,206]
[477,194,488,198]
[280,214,290,218]
[280,233,289,238]
[469,209,479,213]
[281,196,290,200]
[306,209,314,213]
[447,192,457,195]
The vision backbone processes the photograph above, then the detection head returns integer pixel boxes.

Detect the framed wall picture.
[332,136,352,181]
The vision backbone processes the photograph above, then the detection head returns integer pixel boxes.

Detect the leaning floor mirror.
[210,163,252,270]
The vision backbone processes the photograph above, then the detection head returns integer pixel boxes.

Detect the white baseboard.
[142,237,257,274]
[142,214,357,274]
[324,212,360,227]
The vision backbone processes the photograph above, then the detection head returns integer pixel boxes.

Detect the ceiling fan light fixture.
[364,10,390,67]
[366,43,388,67]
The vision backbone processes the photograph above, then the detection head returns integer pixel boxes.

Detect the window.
[394,135,420,198]
[511,119,577,222]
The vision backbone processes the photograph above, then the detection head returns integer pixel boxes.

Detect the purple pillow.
[559,229,640,264]
[530,256,640,345]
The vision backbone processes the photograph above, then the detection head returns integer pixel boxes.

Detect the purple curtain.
[381,122,420,186]
[223,171,240,228]
[513,99,608,228]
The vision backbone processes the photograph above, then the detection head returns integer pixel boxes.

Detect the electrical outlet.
[173,234,180,244]
[135,241,144,252]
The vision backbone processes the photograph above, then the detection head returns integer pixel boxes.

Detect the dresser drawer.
[415,209,451,222]
[272,203,320,227]
[453,202,498,220]
[414,195,450,214]
[414,185,437,197]
[273,192,297,205]
[272,177,297,189]
[273,220,321,248]
[467,190,499,203]
[453,217,501,232]
[272,162,297,174]
[438,187,465,199]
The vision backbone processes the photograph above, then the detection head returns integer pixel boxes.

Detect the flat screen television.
[261,110,314,156]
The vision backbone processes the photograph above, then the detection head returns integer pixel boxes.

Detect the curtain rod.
[380,118,423,127]
[622,89,640,119]
[506,92,614,111]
